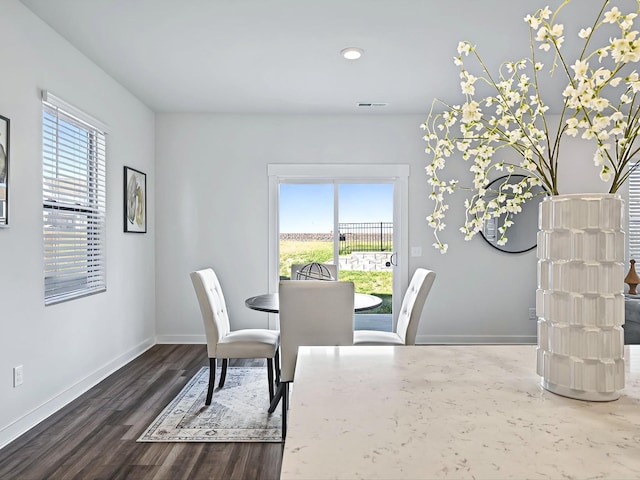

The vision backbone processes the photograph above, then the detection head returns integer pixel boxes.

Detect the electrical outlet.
[13,365,23,387]
[529,308,537,320]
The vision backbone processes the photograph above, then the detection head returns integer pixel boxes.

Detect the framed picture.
[124,166,147,233]
[0,114,9,227]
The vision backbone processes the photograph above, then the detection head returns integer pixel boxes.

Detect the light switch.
[13,365,23,387]
[411,247,422,257]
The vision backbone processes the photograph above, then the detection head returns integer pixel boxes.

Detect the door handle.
[385,253,397,267]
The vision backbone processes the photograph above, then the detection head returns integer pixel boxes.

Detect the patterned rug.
[137,366,282,442]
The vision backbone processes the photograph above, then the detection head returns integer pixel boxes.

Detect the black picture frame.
[0,114,9,227]
[124,166,147,233]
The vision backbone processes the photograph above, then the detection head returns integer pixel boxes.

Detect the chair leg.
[206,358,216,405]
[218,358,228,388]
[267,358,275,401]
[282,382,289,440]
[269,382,286,414]
[274,348,281,385]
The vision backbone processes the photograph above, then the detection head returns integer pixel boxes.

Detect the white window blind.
[630,164,640,262]
[42,92,107,305]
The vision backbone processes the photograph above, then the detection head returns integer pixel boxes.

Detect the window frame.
[42,91,108,305]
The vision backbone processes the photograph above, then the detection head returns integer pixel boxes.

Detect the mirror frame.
[479,174,546,254]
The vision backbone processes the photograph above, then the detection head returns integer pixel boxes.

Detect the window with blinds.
[630,164,640,262]
[42,92,107,305]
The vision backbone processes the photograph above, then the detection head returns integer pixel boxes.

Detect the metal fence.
[339,222,393,253]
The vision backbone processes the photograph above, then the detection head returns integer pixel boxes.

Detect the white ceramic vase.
[536,193,625,401]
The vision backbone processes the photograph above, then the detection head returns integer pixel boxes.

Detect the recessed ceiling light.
[341,47,364,60]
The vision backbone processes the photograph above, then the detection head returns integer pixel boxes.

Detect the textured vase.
[536,193,625,401]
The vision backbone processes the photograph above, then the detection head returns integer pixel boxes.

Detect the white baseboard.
[416,334,537,345]
[156,334,206,344]
[159,334,536,345]
[0,337,155,450]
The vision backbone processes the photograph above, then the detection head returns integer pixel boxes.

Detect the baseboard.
[416,334,537,345]
[0,337,155,450]
[156,334,206,344]
[158,334,537,345]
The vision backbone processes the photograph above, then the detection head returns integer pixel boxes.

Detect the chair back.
[395,268,436,345]
[291,263,337,281]
[279,280,354,382]
[190,268,231,357]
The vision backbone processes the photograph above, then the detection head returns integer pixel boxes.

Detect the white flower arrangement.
[421,0,640,253]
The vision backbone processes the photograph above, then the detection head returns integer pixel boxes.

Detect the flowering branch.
[422,0,640,253]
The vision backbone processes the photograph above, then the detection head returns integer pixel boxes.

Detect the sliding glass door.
[268,164,409,331]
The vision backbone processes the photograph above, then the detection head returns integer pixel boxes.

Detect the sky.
[279,183,393,233]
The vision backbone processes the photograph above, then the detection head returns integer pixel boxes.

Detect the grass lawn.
[279,240,392,313]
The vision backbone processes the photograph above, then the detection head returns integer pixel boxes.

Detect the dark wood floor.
[0,344,283,480]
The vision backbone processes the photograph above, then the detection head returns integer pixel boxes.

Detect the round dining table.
[245,292,382,314]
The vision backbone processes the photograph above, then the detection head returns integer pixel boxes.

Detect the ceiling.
[17,0,616,114]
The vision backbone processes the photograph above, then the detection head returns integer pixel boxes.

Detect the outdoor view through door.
[279,183,394,332]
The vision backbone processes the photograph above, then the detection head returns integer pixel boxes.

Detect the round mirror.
[480,174,547,254]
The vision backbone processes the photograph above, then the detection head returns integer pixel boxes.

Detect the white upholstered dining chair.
[270,280,354,438]
[190,268,280,405]
[354,268,436,346]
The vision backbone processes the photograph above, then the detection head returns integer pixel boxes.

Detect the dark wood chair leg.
[218,358,228,388]
[274,349,281,385]
[267,358,275,401]
[205,357,216,405]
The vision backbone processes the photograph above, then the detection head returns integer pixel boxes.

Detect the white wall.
[155,113,547,345]
[0,1,156,447]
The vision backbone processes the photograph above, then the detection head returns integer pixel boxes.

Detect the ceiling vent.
[357,102,388,108]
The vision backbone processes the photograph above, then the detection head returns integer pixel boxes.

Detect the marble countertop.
[280,345,640,480]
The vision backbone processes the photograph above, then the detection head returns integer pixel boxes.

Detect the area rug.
[137,366,282,443]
